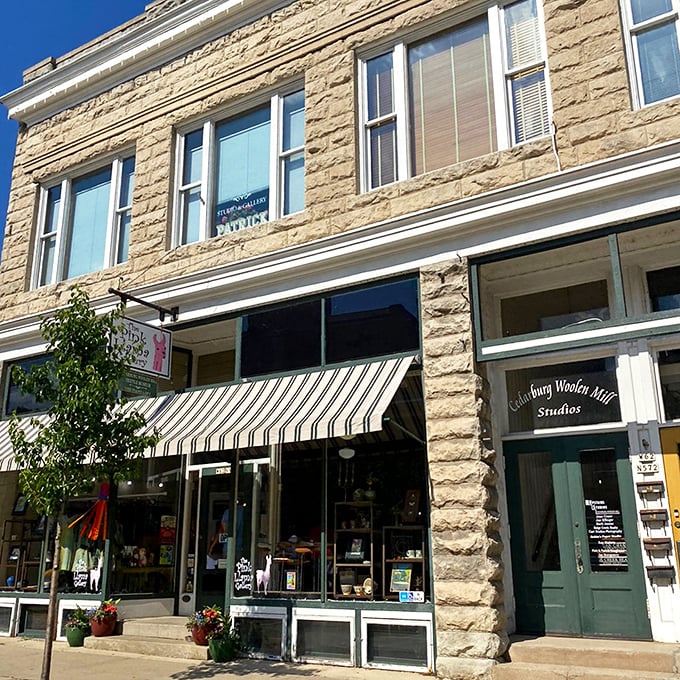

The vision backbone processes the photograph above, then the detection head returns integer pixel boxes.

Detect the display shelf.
[332,502,376,599]
[0,518,45,591]
[382,525,426,600]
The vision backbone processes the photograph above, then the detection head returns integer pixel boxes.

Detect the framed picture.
[12,495,27,516]
[345,538,364,561]
[8,546,21,561]
[390,564,412,592]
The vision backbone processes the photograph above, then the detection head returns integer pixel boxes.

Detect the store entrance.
[505,433,650,638]
[194,464,236,610]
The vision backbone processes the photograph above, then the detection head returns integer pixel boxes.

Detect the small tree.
[9,286,159,680]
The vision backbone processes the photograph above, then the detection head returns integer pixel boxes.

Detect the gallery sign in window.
[506,358,620,431]
[176,88,305,246]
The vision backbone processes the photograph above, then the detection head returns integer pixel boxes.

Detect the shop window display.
[56,457,181,596]
[239,372,430,602]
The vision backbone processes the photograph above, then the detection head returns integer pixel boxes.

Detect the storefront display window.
[108,457,181,596]
[506,358,620,432]
[186,370,429,604]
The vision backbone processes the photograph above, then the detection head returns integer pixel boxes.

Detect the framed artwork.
[390,564,412,592]
[12,495,27,515]
[345,538,364,561]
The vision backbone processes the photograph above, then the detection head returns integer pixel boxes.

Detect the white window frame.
[358,0,551,192]
[33,154,134,288]
[620,0,680,108]
[173,87,305,247]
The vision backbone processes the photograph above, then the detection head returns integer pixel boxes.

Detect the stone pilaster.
[420,260,506,680]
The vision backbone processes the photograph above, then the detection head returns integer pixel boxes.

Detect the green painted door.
[506,433,651,638]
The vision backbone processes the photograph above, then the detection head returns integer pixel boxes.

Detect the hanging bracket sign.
[112,317,172,379]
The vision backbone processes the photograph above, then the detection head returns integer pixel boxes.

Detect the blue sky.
[0,1,149,259]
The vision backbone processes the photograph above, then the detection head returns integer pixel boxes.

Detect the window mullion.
[172,133,184,248]
[34,188,49,288]
[103,158,120,269]
[202,121,214,242]
[359,56,371,191]
[270,94,282,222]
[492,4,512,150]
[55,179,70,283]
[393,43,410,182]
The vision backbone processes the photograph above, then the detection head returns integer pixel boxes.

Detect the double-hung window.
[621,0,680,106]
[35,155,135,287]
[175,88,305,245]
[360,0,550,190]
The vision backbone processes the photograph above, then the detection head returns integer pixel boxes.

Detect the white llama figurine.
[256,553,272,595]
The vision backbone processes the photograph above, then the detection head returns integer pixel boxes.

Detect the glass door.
[194,463,236,610]
[506,433,651,638]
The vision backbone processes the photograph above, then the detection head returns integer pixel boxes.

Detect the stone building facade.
[0,0,679,677]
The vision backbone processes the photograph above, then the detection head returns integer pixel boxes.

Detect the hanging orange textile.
[68,482,109,541]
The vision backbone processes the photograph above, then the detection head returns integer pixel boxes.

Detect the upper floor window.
[622,0,680,106]
[35,155,134,287]
[176,89,305,245]
[359,0,550,190]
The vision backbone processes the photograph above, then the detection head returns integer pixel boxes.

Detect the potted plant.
[186,605,222,646]
[64,606,91,647]
[206,610,239,662]
[89,598,119,637]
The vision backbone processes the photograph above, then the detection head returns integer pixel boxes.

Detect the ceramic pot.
[90,616,116,637]
[208,637,237,662]
[65,627,86,647]
[191,625,214,646]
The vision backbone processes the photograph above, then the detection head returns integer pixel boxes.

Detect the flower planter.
[208,637,237,662]
[65,627,87,647]
[190,625,214,646]
[90,616,117,637]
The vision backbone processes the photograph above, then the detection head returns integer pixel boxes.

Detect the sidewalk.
[0,637,428,680]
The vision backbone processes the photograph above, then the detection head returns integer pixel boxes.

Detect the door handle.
[574,539,584,574]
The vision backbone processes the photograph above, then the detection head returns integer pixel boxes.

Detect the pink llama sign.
[113,317,173,378]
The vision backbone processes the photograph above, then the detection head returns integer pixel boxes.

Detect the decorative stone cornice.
[0,0,290,126]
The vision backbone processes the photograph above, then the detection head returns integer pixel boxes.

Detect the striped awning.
[144,354,415,457]
[0,396,171,473]
[0,355,414,470]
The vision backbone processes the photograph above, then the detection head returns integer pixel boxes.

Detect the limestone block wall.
[3,0,680,322]
[420,260,504,680]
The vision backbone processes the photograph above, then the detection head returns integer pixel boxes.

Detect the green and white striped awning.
[0,355,414,470]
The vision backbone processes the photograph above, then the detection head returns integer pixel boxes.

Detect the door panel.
[506,433,651,638]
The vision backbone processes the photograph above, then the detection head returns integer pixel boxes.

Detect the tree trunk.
[40,513,62,680]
